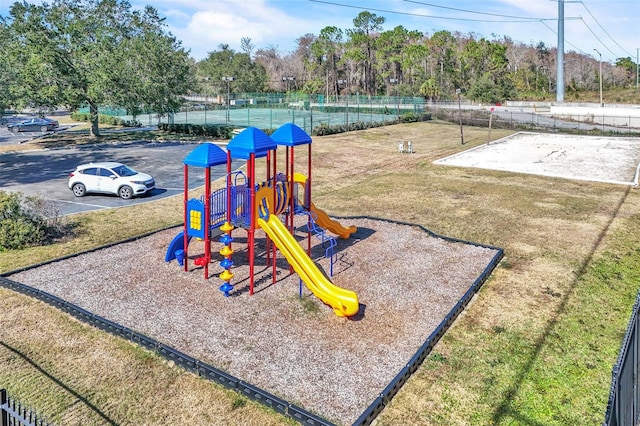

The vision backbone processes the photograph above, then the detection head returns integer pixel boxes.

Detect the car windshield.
[111,165,137,177]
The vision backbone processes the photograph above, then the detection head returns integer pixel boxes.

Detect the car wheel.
[10,127,18,133]
[118,186,133,199]
[72,183,86,197]
[40,125,48,132]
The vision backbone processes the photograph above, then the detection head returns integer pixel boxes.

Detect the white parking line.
[50,199,110,208]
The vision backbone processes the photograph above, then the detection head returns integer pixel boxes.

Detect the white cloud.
[161,0,321,59]
[134,0,637,62]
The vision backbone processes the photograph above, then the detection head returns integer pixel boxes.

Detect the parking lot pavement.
[0,140,243,216]
[0,115,70,145]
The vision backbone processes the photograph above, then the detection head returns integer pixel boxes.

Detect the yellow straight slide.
[257,214,359,317]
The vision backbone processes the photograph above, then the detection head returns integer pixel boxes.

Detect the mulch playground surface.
[9,216,500,424]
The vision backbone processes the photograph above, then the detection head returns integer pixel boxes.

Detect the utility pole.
[390,78,399,120]
[282,76,295,92]
[338,79,348,125]
[556,0,565,103]
[593,49,603,107]
[222,76,235,125]
[456,88,464,145]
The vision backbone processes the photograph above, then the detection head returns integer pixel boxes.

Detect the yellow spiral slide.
[292,173,357,239]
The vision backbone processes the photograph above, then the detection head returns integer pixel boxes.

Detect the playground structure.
[165,123,359,317]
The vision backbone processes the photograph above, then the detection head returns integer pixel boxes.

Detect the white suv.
[68,162,155,199]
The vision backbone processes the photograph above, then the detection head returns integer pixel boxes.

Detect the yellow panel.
[189,210,202,231]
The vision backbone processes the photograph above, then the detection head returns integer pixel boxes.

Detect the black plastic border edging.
[1,216,504,426]
[0,276,335,426]
[345,215,505,426]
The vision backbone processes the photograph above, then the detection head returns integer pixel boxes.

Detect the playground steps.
[294,212,338,276]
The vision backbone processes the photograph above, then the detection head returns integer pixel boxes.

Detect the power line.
[577,17,618,58]
[577,1,634,58]
[539,19,586,54]
[309,0,633,63]
[402,0,547,21]
[308,0,554,23]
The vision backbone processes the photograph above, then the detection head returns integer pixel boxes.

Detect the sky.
[0,0,638,63]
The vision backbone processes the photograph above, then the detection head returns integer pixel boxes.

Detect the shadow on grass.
[490,185,632,424]
[0,341,118,425]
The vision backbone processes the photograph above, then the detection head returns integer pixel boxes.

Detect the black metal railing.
[603,288,640,425]
[1,389,52,426]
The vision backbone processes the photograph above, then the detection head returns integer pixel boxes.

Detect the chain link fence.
[86,95,640,136]
[426,102,640,136]
[106,94,426,135]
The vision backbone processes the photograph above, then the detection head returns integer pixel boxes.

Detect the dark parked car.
[8,117,59,133]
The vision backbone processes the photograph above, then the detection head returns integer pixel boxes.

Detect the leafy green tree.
[197,45,267,95]
[309,26,344,96]
[0,19,18,112]
[428,30,457,97]
[420,77,439,102]
[466,72,516,103]
[461,38,513,102]
[345,11,385,94]
[115,7,196,121]
[398,30,429,86]
[2,0,194,136]
[374,26,426,95]
[615,57,637,86]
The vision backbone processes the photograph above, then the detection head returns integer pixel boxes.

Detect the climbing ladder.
[296,209,338,277]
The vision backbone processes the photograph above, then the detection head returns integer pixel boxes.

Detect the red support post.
[248,154,256,295]
[266,151,271,264]
[288,146,295,273]
[183,164,189,272]
[307,143,312,253]
[226,151,231,224]
[272,148,278,283]
[204,166,211,279]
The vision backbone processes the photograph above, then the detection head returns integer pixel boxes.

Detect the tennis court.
[120,103,413,134]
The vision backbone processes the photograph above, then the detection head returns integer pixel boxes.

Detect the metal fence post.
[631,315,640,421]
[1,389,8,426]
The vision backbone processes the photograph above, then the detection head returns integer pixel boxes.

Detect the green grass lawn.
[1,121,638,425]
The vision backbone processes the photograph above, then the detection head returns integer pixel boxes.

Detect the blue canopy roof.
[270,122,312,146]
[183,142,228,168]
[227,127,277,160]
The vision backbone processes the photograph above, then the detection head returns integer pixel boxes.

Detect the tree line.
[210,10,636,103]
[0,0,194,136]
[1,1,637,136]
